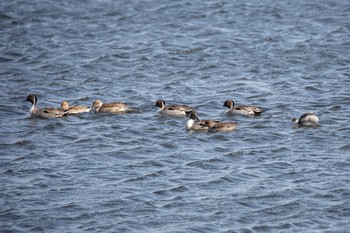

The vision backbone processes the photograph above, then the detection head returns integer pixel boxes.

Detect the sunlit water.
[1,0,350,232]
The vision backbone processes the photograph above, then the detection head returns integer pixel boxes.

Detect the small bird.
[26,94,67,119]
[156,99,193,117]
[205,119,239,133]
[60,101,90,115]
[91,99,135,113]
[186,110,218,131]
[292,113,320,127]
[223,99,263,116]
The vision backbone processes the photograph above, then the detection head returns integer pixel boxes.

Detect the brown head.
[188,110,200,120]
[223,99,234,109]
[92,100,103,110]
[60,101,69,110]
[26,94,37,105]
[155,99,165,108]
[292,118,299,124]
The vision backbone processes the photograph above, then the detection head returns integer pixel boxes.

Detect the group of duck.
[25,94,320,132]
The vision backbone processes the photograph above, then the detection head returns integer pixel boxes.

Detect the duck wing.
[237,105,263,114]
[167,105,192,111]
[42,107,67,117]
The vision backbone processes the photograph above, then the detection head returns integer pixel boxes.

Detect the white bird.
[292,113,319,127]
[156,99,193,117]
[26,94,67,119]
[224,99,263,116]
[186,110,218,131]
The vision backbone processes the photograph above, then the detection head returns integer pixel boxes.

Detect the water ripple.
[1,0,350,232]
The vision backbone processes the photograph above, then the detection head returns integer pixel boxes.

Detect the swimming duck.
[205,119,239,133]
[156,99,193,117]
[223,99,263,116]
[91,99,133,113]
[26,94,67,118]
[186,110,218,131]
[60,101,90,115]
[292,113,319,127]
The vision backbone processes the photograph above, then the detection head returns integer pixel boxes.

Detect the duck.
[292,113,319,127]
[60,101,90,115]
[186,110,218,131]
[91,99,134,113]
[26,94,67,119]
[223,99,263,116]
[205,119,239,133]
[156,99,193,117]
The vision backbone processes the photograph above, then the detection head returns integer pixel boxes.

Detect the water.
[1,0,350,232]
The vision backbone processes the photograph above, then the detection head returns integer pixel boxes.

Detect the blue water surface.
[1,0,350,232]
